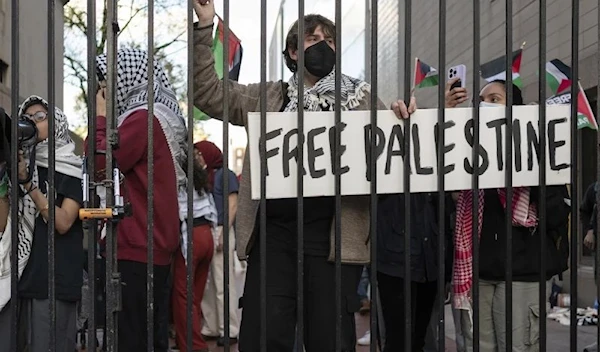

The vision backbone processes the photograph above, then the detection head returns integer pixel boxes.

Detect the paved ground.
[81,305,599,351]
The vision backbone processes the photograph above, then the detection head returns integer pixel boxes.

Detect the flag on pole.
[480,49,523,89]
[413,58,439,90]
[194,18,243,121]
[546,81,597,130]
[545,59,572,95]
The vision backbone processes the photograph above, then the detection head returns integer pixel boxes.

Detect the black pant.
[377,272,437,352]
[117,260,170,352]
[239,234,362,352]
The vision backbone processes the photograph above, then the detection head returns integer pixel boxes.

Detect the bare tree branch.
[154,30,186,52]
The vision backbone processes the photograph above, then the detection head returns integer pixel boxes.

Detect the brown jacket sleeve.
[193,25,261,127]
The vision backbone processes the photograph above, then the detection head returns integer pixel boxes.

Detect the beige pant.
[201,226,245,338]
[460,280,550,352]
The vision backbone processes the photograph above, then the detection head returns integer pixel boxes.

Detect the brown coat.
[193,25,386,264]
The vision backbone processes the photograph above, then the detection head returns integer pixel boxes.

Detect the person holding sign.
[192,1,416,350]
[449,80,570,352]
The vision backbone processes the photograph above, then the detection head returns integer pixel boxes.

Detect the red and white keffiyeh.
[452,187,538,310]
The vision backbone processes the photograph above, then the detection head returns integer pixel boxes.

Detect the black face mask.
[303,40,335,79]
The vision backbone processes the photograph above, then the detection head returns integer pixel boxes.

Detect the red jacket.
[88,111,180,265]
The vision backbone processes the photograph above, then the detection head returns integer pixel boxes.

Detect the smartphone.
[448,64,467,89]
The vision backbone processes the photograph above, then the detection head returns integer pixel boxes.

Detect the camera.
[0,105,39,181]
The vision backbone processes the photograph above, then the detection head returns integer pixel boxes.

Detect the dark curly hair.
[282,14,336,73]
[183,157,209,195]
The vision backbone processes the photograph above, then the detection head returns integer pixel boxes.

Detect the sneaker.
[357,331,371,346]
[217,336,239,346]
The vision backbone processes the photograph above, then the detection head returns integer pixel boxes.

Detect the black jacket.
[377,193,455,283]
[479,185,570,282]
[581,182,597,234]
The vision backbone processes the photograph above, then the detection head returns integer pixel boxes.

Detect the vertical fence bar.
[222,0,232,349]
[295,0,305,350]
[596,3,600,348]
[537,0,548,351]
[333,0,343,351]
[403,0,412,350]
[9,0,18,349]
[186,1,195,351]
[471,0,481,350]
[504,0,514,350]
[569,0,579,350]
[368,0,378,349]
[147,0,156,351]
[105,0,119,349]
[47,0,58,349]
[85,0,98,348]
[259,0,268,349]
[437,0,446,351]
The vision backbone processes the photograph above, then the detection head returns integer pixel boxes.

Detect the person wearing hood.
[89,48,189,351]
[0,96,84,352]
[193,1,417,350]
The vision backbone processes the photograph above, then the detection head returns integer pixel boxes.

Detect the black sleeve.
[531,185,570,236]
[57,174,84,207]
[581,183,596,232]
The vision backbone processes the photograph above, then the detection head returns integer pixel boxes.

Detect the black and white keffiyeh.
[284,70,371,112]
[0,95,83,310]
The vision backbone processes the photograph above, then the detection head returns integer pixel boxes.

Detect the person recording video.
[0,95,84,352]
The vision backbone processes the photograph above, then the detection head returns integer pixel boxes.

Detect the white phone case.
[448,64,467,88]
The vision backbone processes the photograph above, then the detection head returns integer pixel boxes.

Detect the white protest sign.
[247,106,572,200]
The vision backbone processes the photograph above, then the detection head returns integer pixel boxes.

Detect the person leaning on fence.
[88,48,188,352]
[193,1,417,351]
[171,144,218,352]
[0,96,84,352]
[195,140,244,347]
[446,79,571,352]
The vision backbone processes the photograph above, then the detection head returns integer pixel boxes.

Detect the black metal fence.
[3,0,599,351]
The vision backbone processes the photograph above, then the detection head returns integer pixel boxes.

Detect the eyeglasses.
[21,111,48,123]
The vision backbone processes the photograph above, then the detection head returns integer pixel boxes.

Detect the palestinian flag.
[413,58,439,89]
[546,81,597,130]
[194,18,243,121]
[480,49,523,89]
[546,59,572,95]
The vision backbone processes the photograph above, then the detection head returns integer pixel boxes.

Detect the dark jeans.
[378,272,437,352]
[239,233,362,352]
[357,266,370,300]
[117,260,170,352]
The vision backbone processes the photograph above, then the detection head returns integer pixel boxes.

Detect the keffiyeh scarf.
[284,70,371,112]
[0,95,83,311]
[452,187,538,312]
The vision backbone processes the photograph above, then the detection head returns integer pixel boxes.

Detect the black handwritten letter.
[364,125,386,182]
[307,127,327,178]
[282,129,306,178]
[526,122,540,171]
[463,119,489,175]
[548,117,569,171]
[384,124,406,175]
[513,119,522,172]
[434,121,457,175]
[329,123,350,175]
[412,124,433,175]
[487,118,506,171]
[260,128,283,176]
